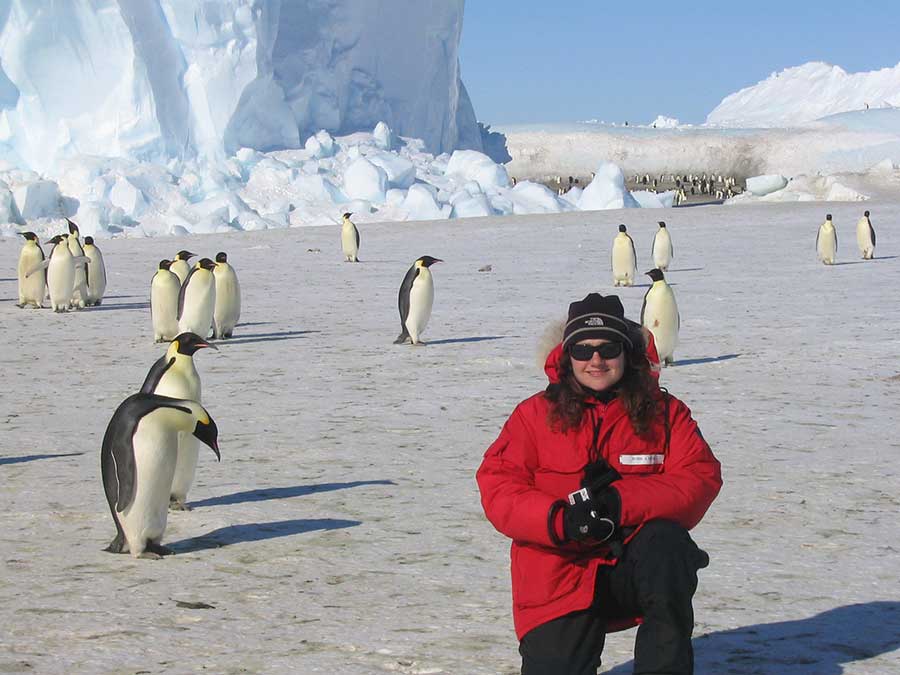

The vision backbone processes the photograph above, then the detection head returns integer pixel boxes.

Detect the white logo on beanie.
[585,317,605,326]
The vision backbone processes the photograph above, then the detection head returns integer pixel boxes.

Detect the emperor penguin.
[341,212,360,262]
[178,258,217,338]
[641,268,679,366]
[170,250,196,285]
[651,221,674,271]
[151,260,181,343]
[140,332,217,510]
[42,234,88,312]
[816,214,838,265]
[66,219,89,309]
[856,210,876,260]
[395,255,443,345]
[82,236,107,306]
[101,392,219,558]
[212,252,241,339]
[611,224,637,286]
[16,232,45,308]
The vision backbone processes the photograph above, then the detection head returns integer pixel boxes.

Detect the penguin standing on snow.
[140,332,217,510]
[611,224,637,286]
[395,256,442,345]
[856,210,876,260]
[82,236,107,306]
[40,234,88,312]
[170,250,196,285]
[178,258,217,338]
[816,214,837,265]
[641,268,680,367]
[212,252,241,339]
[101,392,219,558]
[341,212,360,262]
[66,220,89,309]
[16,232,45,308]
[651,221,673,271]
[151,260,182,342]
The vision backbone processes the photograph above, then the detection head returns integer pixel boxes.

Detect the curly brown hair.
[545,339,660,436]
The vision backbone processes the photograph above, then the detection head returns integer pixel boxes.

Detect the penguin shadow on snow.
[832,255,898,266]
[604,601,900,675]
[189,480,396,509]
[213,329,318,345]
[669,354,740,367]
[425,335,510,346]
[86,300,150,311]
[665,267,704,273]
[630,282,680,289]
[0,451,85,466]
[234,321,275,328]
[167,518,361,553]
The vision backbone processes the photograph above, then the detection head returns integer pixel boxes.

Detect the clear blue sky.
[459,1,900,125]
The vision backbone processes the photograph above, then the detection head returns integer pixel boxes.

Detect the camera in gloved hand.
[562,459,622,543]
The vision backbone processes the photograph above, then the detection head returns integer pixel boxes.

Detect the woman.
[476,293,722,674]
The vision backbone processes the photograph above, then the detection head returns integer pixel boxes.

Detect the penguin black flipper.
[870,223,876,247]
[815,229,820,250]
[355,225,360,250]
[640,289,649,324]
[139,356,176,394]
[395,264,419,343]
[628,235,637,267]
[177,267,198,320]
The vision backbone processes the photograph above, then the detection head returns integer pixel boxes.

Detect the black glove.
[582,458,621,494]
[563,494,617,543]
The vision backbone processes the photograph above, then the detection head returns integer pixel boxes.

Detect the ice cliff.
[0,0,482,173]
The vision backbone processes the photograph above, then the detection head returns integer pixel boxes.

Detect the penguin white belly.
[856,223,874,259]
[171,260,190,285]
[47,253,75,312]
[151,365,201,507]
[612,239,636,286]
[118,423,179,556]
[213,268,241,338]
[817,226,837,265]
[405,272,434,344]
[68,239,88,308]
[18,248,45,308]
[644,287,679,364]
[179,277,216,337]
[85,249,107,305]
[151,274,181,342]
[341,224,359,262]
[652,232,673,271]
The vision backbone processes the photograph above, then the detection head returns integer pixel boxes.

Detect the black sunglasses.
[569,342,625,361]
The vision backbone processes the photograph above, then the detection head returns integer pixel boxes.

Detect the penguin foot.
[144,541,175,557]
[15,302,24,308]
[138,550,163,560]
[169,498,192,511]
[393,334,411,345]
[104,532,128,554]
[411,340,427,346]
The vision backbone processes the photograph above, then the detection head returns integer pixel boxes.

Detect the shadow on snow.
[86,301,150,311]
[214,330,319,345]
[189,480,395,509]
[605,601,900,675]
[670,354,740,367]
[425,336,510,346]
[0,452,85,466]
[168,518,361,553]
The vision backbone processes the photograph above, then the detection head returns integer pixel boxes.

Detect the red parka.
[476,344,722,640]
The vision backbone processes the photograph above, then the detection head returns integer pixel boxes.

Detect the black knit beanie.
[562,293,634,352]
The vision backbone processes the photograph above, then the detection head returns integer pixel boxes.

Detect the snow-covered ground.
[2,201,899,673]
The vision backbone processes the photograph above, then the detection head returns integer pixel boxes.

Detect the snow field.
[1,202,900,673]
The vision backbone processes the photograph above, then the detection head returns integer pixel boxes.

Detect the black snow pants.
[518,519,710,675]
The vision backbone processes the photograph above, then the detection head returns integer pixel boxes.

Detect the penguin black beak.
[198,342,219,351]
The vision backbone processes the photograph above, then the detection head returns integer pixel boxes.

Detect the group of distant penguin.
[16,220,107,311]
[150,251,242,342]
[612,221,680,366]
[816,211,876,265]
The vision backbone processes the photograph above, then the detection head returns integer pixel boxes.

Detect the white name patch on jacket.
[620,454,665,466]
